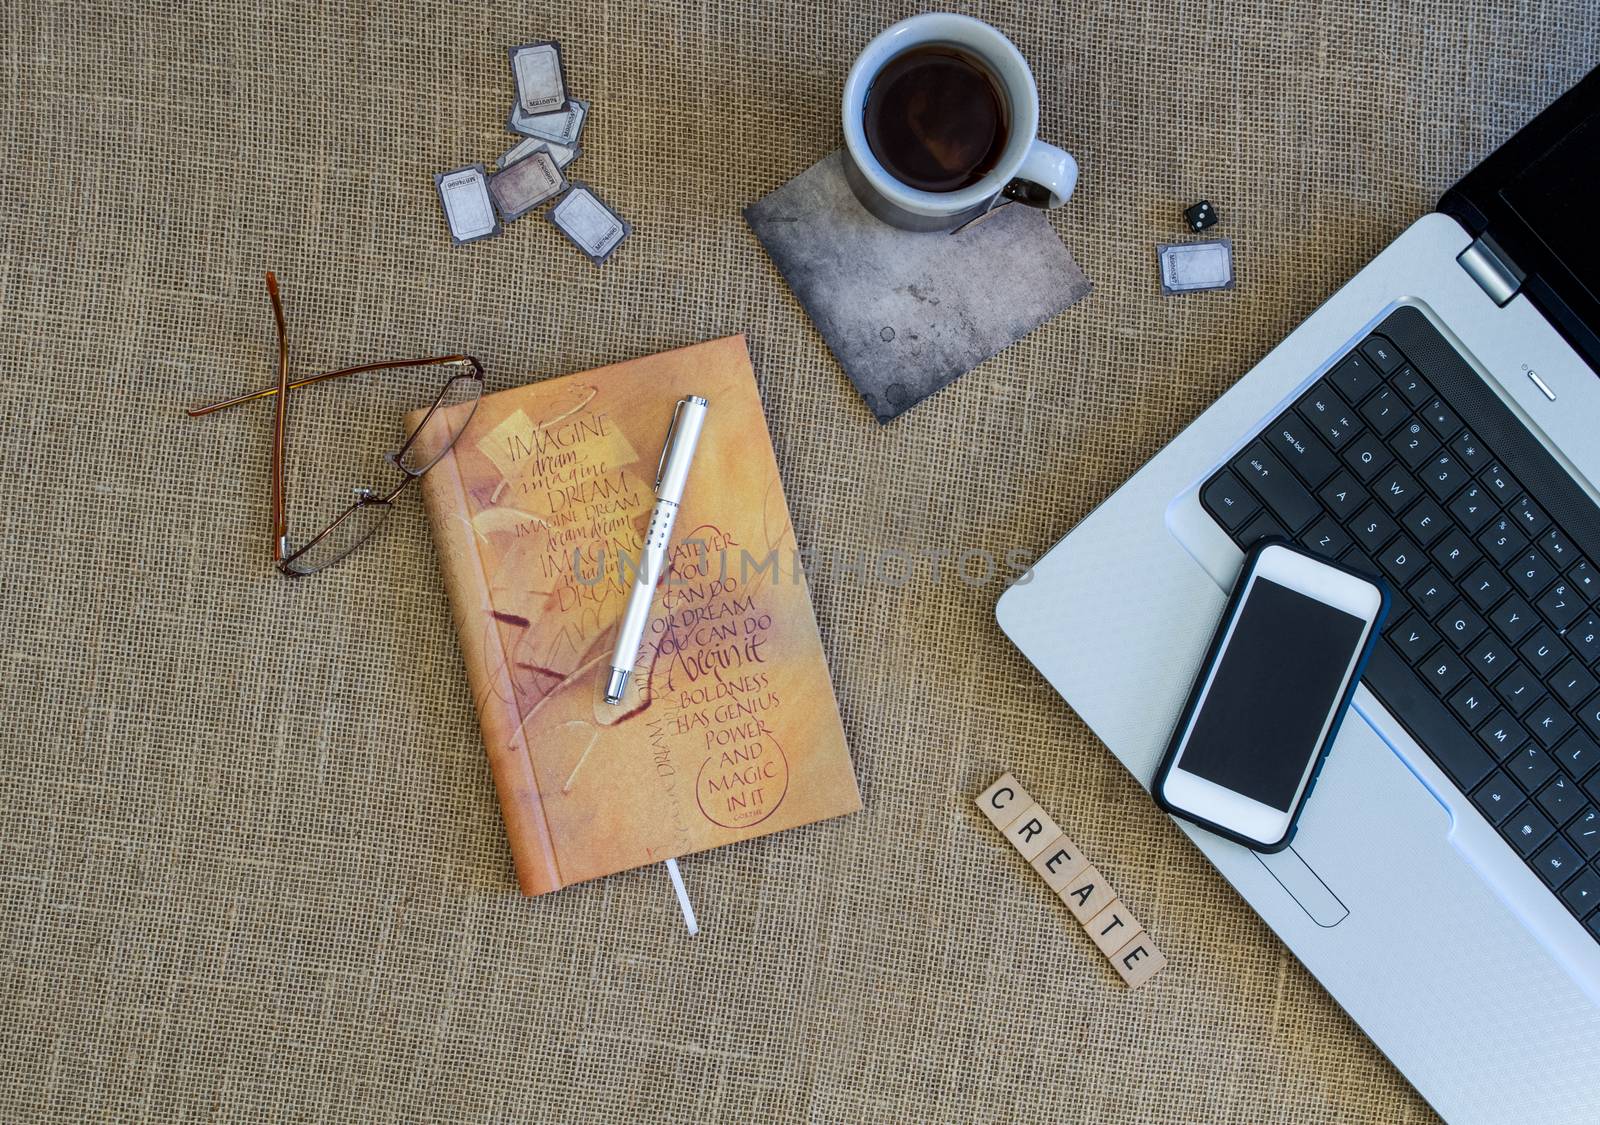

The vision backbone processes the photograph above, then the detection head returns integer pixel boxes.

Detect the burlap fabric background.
[4,1,1597,1121]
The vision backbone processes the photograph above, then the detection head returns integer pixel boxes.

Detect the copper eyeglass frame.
[186,272,485,576]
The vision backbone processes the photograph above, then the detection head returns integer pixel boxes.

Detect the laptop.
[998,67,1600,1122]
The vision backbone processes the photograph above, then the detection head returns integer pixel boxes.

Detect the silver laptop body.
[998,74,1600,1123]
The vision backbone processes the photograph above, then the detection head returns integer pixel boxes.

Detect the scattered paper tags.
[498,134,578,171]
[508,41,567,115]
[1157,238,1234,295]
[434,164,500,246]
[488,147,566,222]
[508,97,589,146]
[547,183,631,265]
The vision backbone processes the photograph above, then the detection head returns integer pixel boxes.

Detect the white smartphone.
[1153,541,1388,851]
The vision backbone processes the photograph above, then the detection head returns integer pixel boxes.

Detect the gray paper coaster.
[744,151,1092,423]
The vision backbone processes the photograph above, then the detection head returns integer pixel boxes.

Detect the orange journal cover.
[408,336,861,895]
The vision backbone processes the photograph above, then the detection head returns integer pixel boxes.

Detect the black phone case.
[1150,539,1391,852]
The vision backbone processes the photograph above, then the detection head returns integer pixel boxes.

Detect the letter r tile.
[1003,802,1062,861]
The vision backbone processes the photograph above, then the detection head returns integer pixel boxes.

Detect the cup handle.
[1003,139,1079,209]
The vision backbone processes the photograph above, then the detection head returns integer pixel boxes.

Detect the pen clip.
[655,398,689,491]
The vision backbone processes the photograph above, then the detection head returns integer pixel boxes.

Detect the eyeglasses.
[187,272,485,577]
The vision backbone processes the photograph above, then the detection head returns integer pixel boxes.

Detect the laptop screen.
[1502,115,1599,307]
[1439,67,1600,375]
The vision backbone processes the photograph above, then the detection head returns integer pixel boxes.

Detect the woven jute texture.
[4,2,1597,1121]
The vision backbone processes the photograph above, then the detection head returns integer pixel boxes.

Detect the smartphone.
[1153,541,1388,852]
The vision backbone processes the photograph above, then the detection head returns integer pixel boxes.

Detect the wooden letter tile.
[1110,932,1168,989]
[976,773,1031,830]
[1085,899,1140,957]
[1028,835,1089,891]
[1059,864,1115,923]
[1002,803,1062,861]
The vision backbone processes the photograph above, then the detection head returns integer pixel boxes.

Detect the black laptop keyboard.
[1201,307,1600,941]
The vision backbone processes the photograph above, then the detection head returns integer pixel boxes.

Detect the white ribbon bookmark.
[664,858,699,936]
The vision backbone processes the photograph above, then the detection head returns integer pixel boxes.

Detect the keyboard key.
[1504,803,1555,856]
[1586,914,1600,943]
[1478,517,1528,568]
[1585,755,1600,804]
[1519,626,1568,677]
[1461,562,1511,612]
[1430,528,1481,579]
[1490,594,1538,643]
[1525,697,1575,749]
[1468,634,1514,680]
[1203,471,1261,531]
[1532,835,1583,888]
[1569,560,1599,602]
[1471,771,1521,825]
[1391,366,1432,408]
[1359,387,1407,436]
[1302,515,1352,561]
[1266,420,1340,487]
[1447,484,1495,534]
[1511,744,1560,789]
[1476,710,1526,760]
[1405,568,1454,619]
[1328,352,1381,403]
[1399,496,1449,546]
[1372,467,1421,514]
[1378,536,1425,586]
[1390,419,1440,470]
[1574,694,1600,748]
[1421,646,1469,695]
[1449,430,1489,471]
[1420,397,1462,439]
[1569,807,1600,858]
[1510,550,1558,599]
[1537,775,1585,824]
[1540,527,1578,567]
[1438,602,1487,650]
[1341,430,1392,482]
[1560,866,1600,914]
[1551,659,1600,710]
[1570,615,1600,666]
[1318,471,1364,520]
[1421,452,1468,501]
[1390,614,1441,663]
[1362,644,1494,790]
[1296,385,1362,449]
[1495,664,1543,715]
[1350,504,1400,554]
[1555,732,1600,780]
[1481,462,1521,502]
[1537,582,1584,630]
[1360,336,1404,373]
[1232,443,1321,533]
[1510,495,1550,536]
[1238,510,1289,549]
[1447,678,1495,725]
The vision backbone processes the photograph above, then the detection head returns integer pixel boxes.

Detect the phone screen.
[1179,577,1369,811]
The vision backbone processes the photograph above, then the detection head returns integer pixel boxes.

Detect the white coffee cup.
[841,13,1078,232]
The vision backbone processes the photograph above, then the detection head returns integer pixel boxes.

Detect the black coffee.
[863,46,1008,193]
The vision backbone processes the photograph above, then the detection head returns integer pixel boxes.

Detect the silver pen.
[604,395,709,705]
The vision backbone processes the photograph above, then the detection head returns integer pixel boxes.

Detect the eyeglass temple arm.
[185,354,481,417]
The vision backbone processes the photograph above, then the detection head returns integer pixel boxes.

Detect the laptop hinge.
[1456,234,1525,307]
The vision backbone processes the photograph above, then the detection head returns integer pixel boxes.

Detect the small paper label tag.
[1157,239,1234,294]
[488,148,566,221]
[547,183,631,265]
[509,97,589,145]
[498,134,578,171]
[508,41,567,115]
[434,164,500,246]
